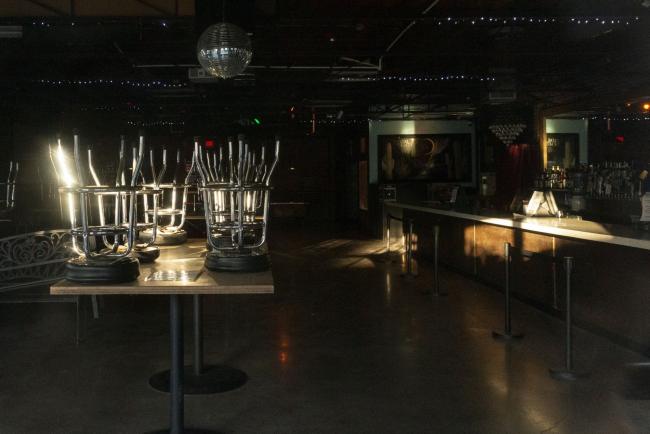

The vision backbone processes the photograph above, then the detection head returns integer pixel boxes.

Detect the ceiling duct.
[0,25,22,38]
[487,70,517,104]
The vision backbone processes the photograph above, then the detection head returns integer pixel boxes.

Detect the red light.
[205,140,215,149]
[615,135,625,143]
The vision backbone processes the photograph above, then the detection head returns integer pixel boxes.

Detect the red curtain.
[495,143,539,210]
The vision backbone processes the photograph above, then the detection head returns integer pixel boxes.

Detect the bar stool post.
[492,242,523,340]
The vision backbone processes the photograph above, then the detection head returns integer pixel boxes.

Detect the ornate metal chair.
[0,229,91,343]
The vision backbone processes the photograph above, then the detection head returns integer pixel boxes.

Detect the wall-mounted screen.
[378,134,473,183]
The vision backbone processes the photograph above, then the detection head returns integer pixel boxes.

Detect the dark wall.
[0,101,367,232]
[272,128,365,222]
[588,119,650,163]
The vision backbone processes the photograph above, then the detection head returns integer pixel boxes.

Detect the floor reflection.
[0,227,648,433]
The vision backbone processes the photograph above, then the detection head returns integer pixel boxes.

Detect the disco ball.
[197,23,252,79]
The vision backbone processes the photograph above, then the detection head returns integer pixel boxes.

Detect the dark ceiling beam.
[132,0,173,15]
[23,0,69,16]
[378,0,441,70]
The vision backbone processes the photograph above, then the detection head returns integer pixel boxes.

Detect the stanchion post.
[492,242,523,340]
[552,261,559,310]
[565,257,573,372]
[401,218,416,278]
[432,225,447,297]
[406,219,414,275]
[550,256,589,380]
[504,242,512,334]
[386,214,391,253]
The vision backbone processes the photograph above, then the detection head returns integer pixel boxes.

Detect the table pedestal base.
[149,365,247,394]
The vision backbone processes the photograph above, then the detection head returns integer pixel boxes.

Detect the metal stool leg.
[550,257,589,380]
[493,242,523,340]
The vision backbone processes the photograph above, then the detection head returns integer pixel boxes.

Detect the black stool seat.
[134,246,160,263]
[140,228,187,246]
[65,256,140,284]
[204,252,269,272]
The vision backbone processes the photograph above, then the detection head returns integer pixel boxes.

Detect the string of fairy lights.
[24,16,642,28]
[428,16,641,26]
[337,75,496,82]
[33,74,497,88]
[126,120,185,127]
[120,117,650,129]
[586,116,650,122]
[34,79,187,88]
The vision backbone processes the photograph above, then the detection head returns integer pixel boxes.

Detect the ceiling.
[0,0,648,131]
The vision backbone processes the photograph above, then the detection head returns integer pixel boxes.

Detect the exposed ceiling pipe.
[378,0,440,71]
[340,56,379,70]
[246,65,377,71]
[136,64,379,71]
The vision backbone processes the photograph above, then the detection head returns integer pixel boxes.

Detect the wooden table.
[51,240,274,434]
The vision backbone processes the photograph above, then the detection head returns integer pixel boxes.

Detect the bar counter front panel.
[386,202,650,354]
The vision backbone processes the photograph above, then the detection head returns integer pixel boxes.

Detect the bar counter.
[385,201,650,354]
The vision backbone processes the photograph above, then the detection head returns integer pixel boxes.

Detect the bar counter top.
[386,201,650,251]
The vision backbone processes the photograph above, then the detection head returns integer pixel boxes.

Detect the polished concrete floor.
[1,226,650,433]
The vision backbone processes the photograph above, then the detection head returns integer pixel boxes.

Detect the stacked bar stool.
[124,135,163,263]
[50,132,145,284]
[149,135,280,395]
[197,134,279,272]
[139,146,191,246]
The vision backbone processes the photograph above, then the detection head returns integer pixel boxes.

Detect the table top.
[387,201,650,251]
[50,240,274,295]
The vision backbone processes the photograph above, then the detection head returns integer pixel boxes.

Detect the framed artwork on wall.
[546,133,579,168]
[378,134,474,184]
